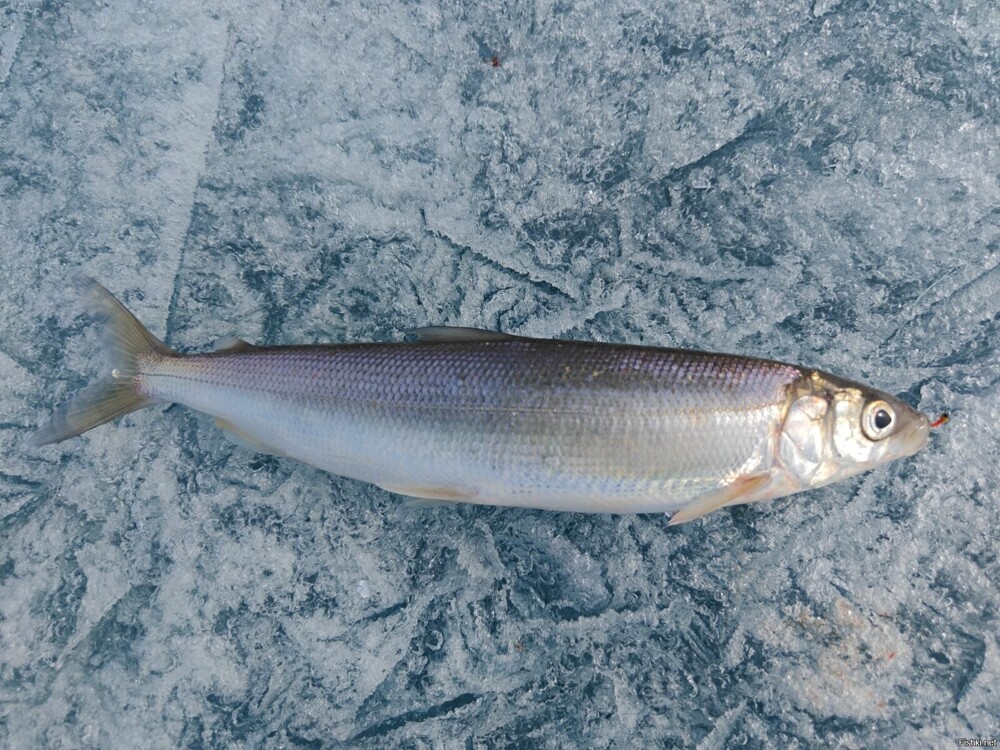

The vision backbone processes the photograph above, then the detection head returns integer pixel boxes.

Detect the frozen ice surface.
[1,0,998,746]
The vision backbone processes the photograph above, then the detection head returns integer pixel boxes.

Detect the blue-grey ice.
[2,0,998,747]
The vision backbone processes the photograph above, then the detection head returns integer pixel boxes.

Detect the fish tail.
[32,276,177,446]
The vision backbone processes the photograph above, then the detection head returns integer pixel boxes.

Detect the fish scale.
[136,342,801,512]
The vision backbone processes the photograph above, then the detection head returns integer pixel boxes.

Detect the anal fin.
[216,418,288,459]
[668,473,771,526]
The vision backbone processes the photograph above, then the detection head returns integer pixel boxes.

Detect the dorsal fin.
[213,336,257,352]
[406,326,521,343]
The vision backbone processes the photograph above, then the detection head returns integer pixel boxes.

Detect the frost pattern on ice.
[1,0,998,747]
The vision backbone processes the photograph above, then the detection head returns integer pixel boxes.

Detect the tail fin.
[32,276,176,446]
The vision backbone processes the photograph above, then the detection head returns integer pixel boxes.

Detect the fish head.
[778,370,930,490]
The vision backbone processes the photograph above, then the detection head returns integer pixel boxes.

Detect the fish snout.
[897,411,931,458]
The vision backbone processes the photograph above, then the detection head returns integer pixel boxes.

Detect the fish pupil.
[874,409,892,429]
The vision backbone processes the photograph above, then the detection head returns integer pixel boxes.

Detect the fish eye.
[862,400,895,441]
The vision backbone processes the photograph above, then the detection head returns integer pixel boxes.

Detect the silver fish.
[32,278,932,523]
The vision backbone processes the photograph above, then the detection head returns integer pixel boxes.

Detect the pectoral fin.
[668,473,771,526]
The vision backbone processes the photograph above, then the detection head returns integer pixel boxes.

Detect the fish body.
[33,279,932,523]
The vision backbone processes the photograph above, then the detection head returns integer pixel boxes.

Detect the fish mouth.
[896,413,931,458]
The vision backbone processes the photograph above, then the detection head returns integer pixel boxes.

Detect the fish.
[31,277,933,524]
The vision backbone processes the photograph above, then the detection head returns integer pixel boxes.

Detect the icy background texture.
[2,0,998,747]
